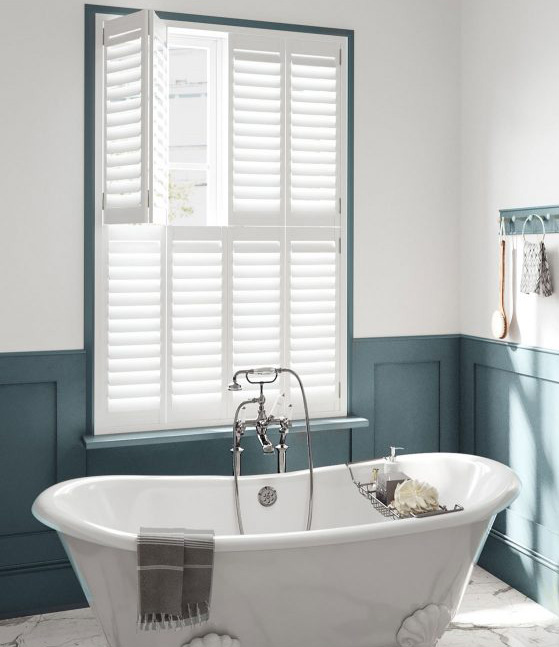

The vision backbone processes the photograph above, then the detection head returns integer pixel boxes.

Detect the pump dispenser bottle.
[376,446,409,505]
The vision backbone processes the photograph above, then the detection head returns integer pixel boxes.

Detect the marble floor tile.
[1,566,557,647]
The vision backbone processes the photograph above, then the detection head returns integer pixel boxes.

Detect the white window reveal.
[94,10,348,434]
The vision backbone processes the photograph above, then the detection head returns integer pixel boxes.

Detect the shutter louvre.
[287,228,340,415]
[169,228,225,422]
[287,41,341,225]
[103,11,149,224]
[104,225,163,422]
[230,36,284,225]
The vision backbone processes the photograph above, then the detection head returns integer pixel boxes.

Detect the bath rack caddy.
[347,464,464,521]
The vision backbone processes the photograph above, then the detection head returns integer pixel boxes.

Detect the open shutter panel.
[287,40,341,225]
[103,225,163,426]
[149,11,169,225]
[103,11,149,224]
[287,228,340,415]
[230,36,284,225]
[169,228,225,422]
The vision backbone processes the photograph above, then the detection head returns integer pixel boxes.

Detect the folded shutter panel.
[103,11,149,224]
[101,225,163,429]
[287,41,341,225]
[229,227,284,401]
[230,36,284,225]
[287,228,340,415]
[170,228,225,422]
[149,11,169,225]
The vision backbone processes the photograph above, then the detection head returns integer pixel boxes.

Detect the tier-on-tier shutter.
[287,40,341,225]
[169,228,225,423]
[229,36,284,225]
[103,11,149,224]
[287,228,340,415]
[99,225,163,430]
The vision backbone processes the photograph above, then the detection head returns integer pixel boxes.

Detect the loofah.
[393,479,439,516]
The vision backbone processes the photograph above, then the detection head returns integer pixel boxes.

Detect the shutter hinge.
[147,189,150,208]
[338,382,342,398]
[338,237,342,254]
[338,197,342,214]
[102,27,105,46]
[102,192,105,211]
[339,49,342,65]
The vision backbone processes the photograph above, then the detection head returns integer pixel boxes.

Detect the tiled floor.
[1,567,558,647]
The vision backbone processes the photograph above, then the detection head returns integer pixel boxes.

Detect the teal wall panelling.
[350,336,460,461]
[3,336,559,618]
[460,335,559,614]
[0,350,87,618]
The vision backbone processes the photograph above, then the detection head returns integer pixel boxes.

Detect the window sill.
[83,416,369,450]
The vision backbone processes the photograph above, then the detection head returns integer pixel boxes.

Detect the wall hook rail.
[498,205,559,236]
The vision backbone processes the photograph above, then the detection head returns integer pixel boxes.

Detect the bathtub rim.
[32,452,520,553]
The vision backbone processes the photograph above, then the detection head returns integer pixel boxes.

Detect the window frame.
[84,4,354,436]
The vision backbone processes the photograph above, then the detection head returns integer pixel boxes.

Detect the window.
[93,10,348,434]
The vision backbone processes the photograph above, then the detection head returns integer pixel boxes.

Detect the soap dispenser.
[376,446,409,506]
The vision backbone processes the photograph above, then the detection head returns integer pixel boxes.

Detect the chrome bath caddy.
[347,464,464,521]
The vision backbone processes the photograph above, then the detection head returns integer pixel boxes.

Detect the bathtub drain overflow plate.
[258,486,277,507]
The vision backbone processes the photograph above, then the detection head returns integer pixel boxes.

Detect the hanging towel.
[137,527,215,631]
[520,241,553,297]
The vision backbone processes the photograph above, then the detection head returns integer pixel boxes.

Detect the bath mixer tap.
[228,367,314,534]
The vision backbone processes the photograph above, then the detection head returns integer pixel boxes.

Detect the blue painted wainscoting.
[461,336,559,615]
[350,335,461,460]
[0,351,87,618]
[2,335,558,617]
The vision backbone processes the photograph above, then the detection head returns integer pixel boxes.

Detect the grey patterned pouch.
[520,241,553,297]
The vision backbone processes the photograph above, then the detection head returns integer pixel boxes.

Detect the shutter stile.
[103,11,149,224]
[150,11,169,224]
[230,36,284,225]
[105,225,163,421]
[170,228,225,421]
[287,41,340,225]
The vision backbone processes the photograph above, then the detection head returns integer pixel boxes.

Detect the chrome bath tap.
[228,367,314,534]
[229,369,291,475]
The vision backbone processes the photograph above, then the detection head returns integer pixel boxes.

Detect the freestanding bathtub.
[32,453,519,647]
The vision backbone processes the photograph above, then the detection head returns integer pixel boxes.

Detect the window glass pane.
[169,169,207,225]
[169,47,208,165]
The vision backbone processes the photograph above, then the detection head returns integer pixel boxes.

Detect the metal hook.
[522,214,546,243]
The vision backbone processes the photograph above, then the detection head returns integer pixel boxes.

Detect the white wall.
[0,0,461,352]
[460,0,559,350]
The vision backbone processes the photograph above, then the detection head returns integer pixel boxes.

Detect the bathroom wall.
[459,0,559,615]
[0,0,462,618]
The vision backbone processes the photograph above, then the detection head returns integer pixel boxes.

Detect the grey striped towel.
[137,527,215,631]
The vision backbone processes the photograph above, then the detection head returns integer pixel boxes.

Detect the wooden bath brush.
[491,222,508,339]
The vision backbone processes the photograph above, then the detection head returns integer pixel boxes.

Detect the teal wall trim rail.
[500,204,559,236]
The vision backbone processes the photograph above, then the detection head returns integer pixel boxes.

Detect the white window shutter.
[169,228,225,423]
[229,35,284,226]
[103,11,149,224]
[99,225,163,430]
[149,11,169,225]
[287,228,340,415]
[287,40,341,226]
[229,227,285,401]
